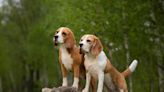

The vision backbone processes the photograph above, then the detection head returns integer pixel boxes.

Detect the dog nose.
[79,43,83,47]
[54,35,58,39]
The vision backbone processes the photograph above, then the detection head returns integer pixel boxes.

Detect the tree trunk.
[124,32,133,92]
[0,77,3,92]
[9,71,16,92]
[158,61,164,92]
[155,42,164,92]
[43,61,49,86]
[151,1,164,91]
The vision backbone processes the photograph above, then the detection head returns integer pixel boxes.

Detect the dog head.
[53,27,76,48]
[79,34,103,56]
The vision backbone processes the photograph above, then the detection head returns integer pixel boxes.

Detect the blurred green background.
[0,0,164,92]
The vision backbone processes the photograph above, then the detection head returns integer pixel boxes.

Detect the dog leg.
[72,65,80,88]
[91,77,97,92]
[119,89,124,92]
[82,72,91,92]
[117,76,128,92]
[61,64,68,86]
[72,77,79,88]
[62,77,68,86]
[97,72,104,92]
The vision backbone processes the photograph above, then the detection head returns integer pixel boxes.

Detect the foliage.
[0,0,164,92]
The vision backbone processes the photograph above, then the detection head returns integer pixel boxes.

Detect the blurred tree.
[0,0,164,92]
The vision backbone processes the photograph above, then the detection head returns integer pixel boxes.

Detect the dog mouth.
[79,47,88,54]
[53,38,59,46]
[54,42,58,46]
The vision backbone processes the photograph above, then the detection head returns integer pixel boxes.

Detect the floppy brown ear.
[91,38,103,56]
[65,32,76,48]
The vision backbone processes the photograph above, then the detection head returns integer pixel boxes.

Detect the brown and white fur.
[53,27,96,91]
[79,34,138,92]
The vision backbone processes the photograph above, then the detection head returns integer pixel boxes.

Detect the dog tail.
[122,60,138,78]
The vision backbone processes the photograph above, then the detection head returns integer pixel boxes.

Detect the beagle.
[53,27,96,91]
[79,34,138,92]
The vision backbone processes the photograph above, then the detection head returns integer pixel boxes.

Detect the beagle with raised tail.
[79,34,138,92]
[53,27,96,92]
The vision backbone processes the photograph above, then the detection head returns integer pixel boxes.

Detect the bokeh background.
[0,0,164,92]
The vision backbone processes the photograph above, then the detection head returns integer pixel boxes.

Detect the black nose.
[79,43,83,47]
[54,35,58,39]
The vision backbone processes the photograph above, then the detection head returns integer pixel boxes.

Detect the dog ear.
[65,31,76,48]
[91,38,103,56]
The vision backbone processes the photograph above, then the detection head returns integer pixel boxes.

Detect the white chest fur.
[61,46,73,70]
[84,51,107,78]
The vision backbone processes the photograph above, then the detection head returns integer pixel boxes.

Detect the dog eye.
[80,39,83,41]
[62,32,67,36]
[86,40,91,42]
[56,31,59,33]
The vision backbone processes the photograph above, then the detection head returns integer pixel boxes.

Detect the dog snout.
[54,35,58,39]
[79,43,83,47]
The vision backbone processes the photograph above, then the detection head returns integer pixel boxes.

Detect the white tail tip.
[129,60,138,72]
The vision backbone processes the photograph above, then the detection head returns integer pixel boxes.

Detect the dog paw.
[82,89,88,92]
[62,83,68,87]
[42,88,52,92]
[72,84,78,88]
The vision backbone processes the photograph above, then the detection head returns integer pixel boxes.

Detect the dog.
[79,34,138,92]
[53,27,96,91]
